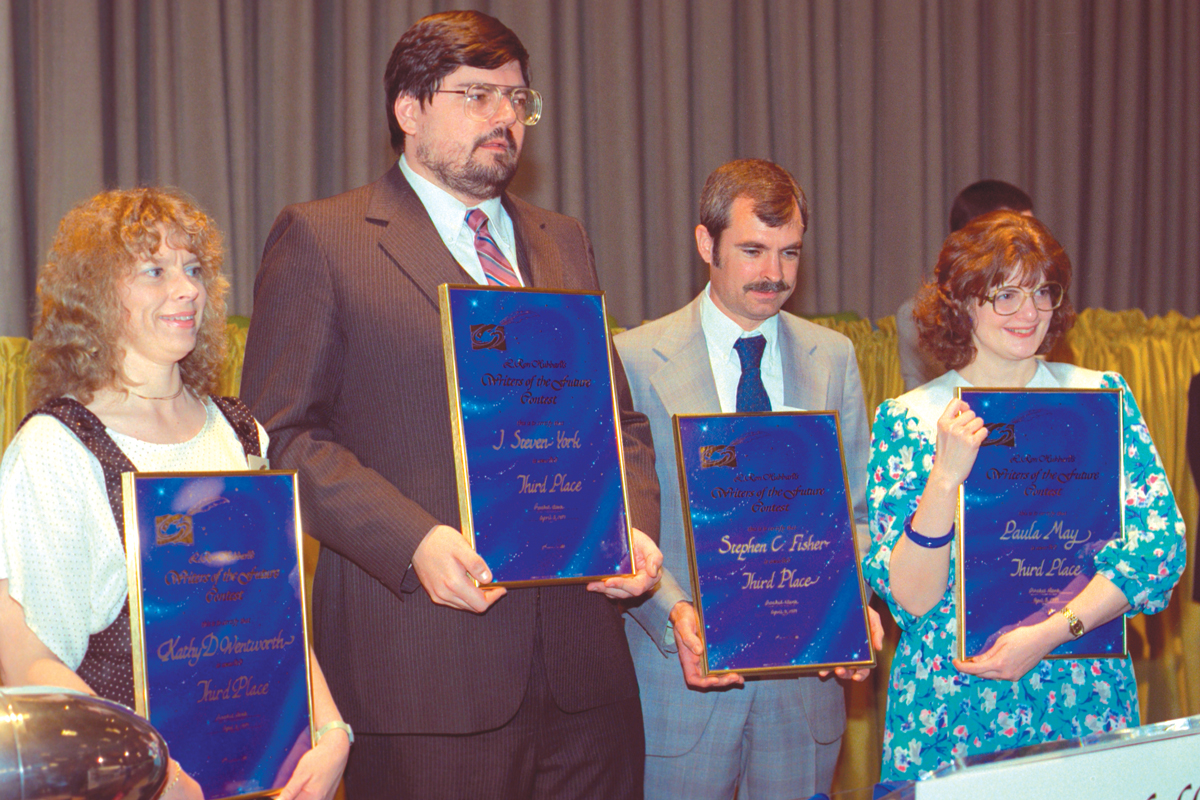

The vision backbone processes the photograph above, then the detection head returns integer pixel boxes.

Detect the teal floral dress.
[863,362,1187,781]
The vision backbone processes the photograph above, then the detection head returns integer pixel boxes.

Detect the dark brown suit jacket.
[240,165,660,734]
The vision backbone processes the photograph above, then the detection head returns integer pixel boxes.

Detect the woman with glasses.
[863,210,1186,780]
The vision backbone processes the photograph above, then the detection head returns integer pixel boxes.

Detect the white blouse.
[0,398,266,669]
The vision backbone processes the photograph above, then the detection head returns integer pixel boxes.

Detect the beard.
[418,127,520,201]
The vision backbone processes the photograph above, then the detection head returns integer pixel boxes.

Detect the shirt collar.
[399,154,507,247]
[902,360,1058,432]
[700,282,779,363]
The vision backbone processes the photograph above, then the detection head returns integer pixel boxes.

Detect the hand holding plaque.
[412,523,509,612]
[669,601,745,689]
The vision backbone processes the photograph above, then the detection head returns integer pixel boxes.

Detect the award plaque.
[123,471,313,800]
[955,388,1125,660]
[439,285,636,586]
[674,412,874,676]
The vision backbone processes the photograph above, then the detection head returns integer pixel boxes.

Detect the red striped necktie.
[466,208,521,287]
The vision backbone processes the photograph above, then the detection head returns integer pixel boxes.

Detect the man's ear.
[395,94,420,136]
[695,224,715,267]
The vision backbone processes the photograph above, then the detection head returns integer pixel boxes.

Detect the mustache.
[744,279,791,294]
[473,127,518,154]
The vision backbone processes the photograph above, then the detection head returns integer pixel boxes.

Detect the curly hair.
[29,187,229,406]
[914,210,1076,372]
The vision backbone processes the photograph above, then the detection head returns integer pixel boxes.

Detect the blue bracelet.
[903,513,955,548]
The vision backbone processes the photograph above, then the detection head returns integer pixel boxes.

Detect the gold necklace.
[129,385,186,401]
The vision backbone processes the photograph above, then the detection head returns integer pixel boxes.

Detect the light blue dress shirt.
[699,284,796,412]
[398,154,524,285]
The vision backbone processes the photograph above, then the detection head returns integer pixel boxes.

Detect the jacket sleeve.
[240,207,436,598]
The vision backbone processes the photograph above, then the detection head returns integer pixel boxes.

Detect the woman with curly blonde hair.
[27,186,229,407]
[0,187,350,800]
[864,211,1186,779]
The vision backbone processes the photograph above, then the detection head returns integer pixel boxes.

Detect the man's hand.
[411,525,507,612]
[670,601,744,689]
[586,528,662,599]
[821,605,885,682]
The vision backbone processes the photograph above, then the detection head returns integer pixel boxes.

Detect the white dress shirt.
[398,155,524,285]
[699,284,796,412]
[0,400,266,669]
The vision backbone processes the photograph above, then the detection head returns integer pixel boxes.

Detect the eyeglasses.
[981,282,1064,315]
[435,84,543,126]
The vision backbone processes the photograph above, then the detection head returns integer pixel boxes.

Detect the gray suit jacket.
[240,165,660,735]
[614,293,870,756]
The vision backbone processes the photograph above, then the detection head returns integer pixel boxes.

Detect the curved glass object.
[0,687,169,800]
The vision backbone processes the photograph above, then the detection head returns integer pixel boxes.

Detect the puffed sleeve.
[1095,373,1187,614]
[862,399,949,631]
[0,416,127,669]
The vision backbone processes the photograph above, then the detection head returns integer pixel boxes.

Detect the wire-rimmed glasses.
[435,84,542,126]
[981,282,1064,315]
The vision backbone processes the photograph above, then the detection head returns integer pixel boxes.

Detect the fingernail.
[481,571,491,582]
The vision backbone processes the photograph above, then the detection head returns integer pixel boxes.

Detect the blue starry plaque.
[439,285,635,586]
[956,388,1125,660]
[123,471,312,800]
[674,412,874,676]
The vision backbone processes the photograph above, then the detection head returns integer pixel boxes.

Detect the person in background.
[0,187,350,800]
[896,180,1034,390]
[865,210,1186,779]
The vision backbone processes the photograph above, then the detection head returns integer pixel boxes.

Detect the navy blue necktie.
[733,335,771,412]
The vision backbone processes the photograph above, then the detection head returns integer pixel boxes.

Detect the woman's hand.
[953,617,1063,682]
[277,729,350,800]
[929,398,988,489]
[888,399,987,619]
[160,760,204,800]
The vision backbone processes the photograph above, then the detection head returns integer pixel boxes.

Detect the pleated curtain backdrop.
[2,0,1198,336]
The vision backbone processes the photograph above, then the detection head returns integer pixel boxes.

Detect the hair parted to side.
[29,186,229,407]
[949,179,1033,232]
[384,10,531,155]
[698,159,809,250]
[914,210,1075,372]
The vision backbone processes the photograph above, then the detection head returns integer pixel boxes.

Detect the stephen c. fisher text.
[718,533,831,561]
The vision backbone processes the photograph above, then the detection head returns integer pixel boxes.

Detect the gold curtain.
[2,309,1197,789]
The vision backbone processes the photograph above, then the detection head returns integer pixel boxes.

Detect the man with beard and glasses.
[240,10,662,799]
[615,159,880,800]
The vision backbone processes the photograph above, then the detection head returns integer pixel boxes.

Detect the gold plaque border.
[123,469,315,800]
[673,410,877,678]
[438,284,637,588]
[953,387,1128,662]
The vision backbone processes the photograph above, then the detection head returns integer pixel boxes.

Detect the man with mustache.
[240,10,662,799]
[615,159,877,799]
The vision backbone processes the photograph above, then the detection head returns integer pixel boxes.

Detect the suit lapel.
[369,166,474,307]
[780,316,829,410]
[503,195,564,289]
[648,297,722,417]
